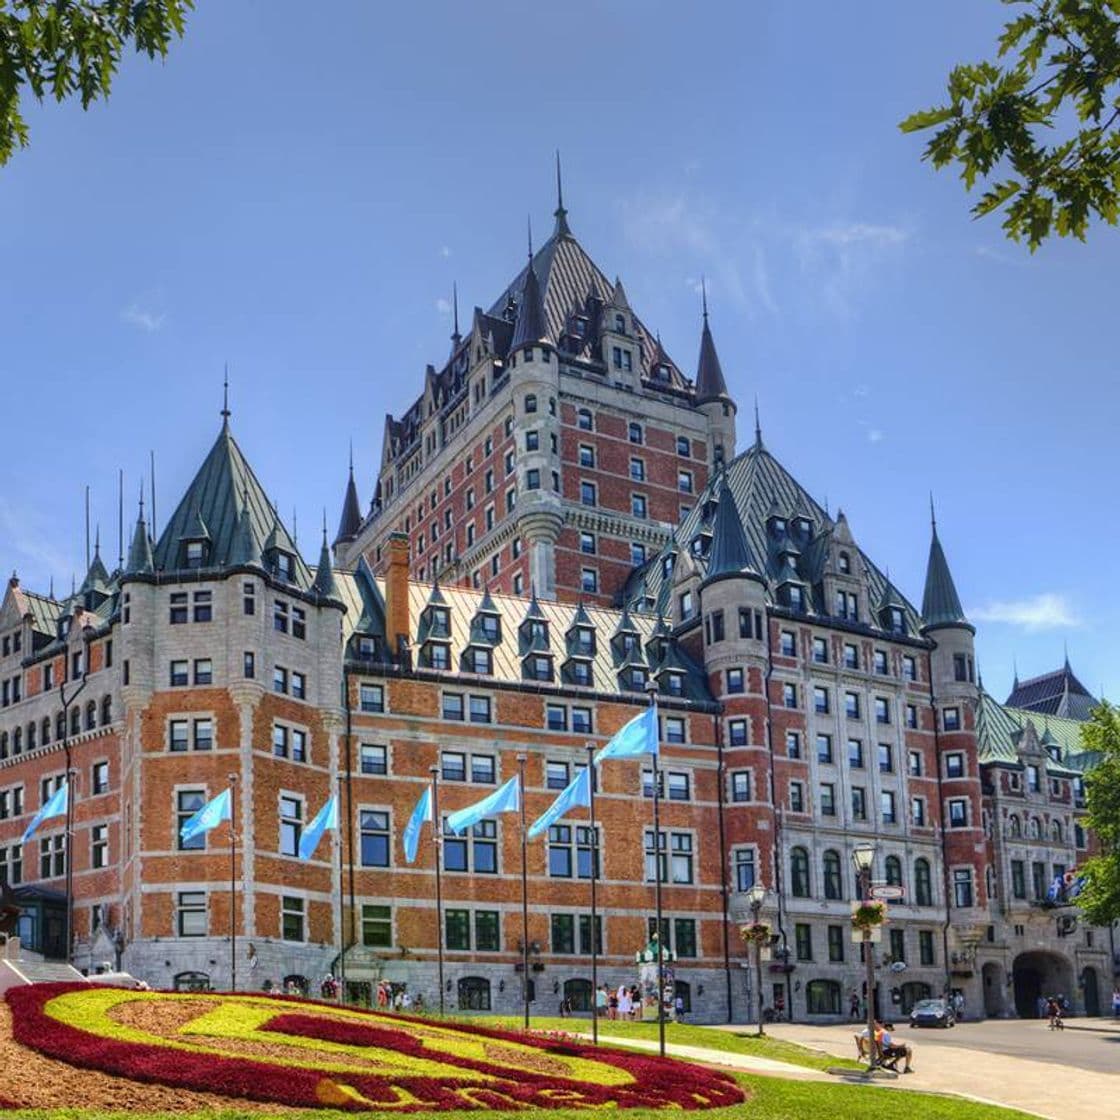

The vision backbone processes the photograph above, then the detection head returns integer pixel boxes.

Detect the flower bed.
[6,983,744,1112]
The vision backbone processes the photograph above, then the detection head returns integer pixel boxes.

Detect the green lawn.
[472,1014,862,1073]
[0,1076,1039,1120]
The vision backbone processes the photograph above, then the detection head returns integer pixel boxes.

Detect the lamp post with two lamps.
[744,882,768,1036]
[851,841,878,1071]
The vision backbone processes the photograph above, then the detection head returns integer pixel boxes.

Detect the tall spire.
[510,231,550,353]
[753,396,763,450]
[334,446,363,546]
[703,471,764,586]
[695,281,729,403]
[311,509,338,599]
[553,149,571,237]
[221,364,230,425]
[451,282,461,346]
[126,484,154,575]
[920,503,972,633]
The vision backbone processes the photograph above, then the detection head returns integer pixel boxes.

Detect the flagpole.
[517,754,530,1030]
[585,742,599,1045]
[336,775,346,1002]
[645,685,666,1058]
[228,773,238,992]
[429,766,446,1015]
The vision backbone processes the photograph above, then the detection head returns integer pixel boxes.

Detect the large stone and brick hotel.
[0,189,1112,1022]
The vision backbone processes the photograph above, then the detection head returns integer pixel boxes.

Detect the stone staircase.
[0,958,88,995]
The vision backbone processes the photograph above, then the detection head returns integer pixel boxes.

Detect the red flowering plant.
[739,921,771,947]
[6,983,745,1112]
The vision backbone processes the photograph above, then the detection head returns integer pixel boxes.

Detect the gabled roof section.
[151,422,311,588]
[920,509,971,633]
[1005,660,1098,721]
[976,689,1085,775]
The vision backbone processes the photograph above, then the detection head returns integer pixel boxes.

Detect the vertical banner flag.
[179,787,232,846]
[528,765,591,839]
[446,775,520,835]
[21,782,68,844]
[595,705,658,762]
[403,785,433,863]
[298,794,339,860]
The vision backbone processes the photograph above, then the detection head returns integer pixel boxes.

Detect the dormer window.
[614,313,626,333]
[480,614,500,642]
[771,517,787,536]
[787,586,805,612]
[275,552,293,582]
[624,666,647,691]
[838,551,851,574]
[621,633,639,658]
[796,517,812,537]
[662,555,674,578]
[429,606,450,637]
[575,627,595,656]
[185,540,206,569]
[889,608,906,634]
[664,672,684,697]
[529,620,547,643]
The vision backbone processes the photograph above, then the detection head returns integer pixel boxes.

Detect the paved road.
[752,1018,1119,1118]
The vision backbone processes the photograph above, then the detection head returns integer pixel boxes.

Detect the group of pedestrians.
[593,983,642,1020]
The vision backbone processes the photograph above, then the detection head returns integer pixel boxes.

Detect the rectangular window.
[875,697,891,724]
[945,752,964,778]
[469,695,492,724]
[795,923,812,961]
[281,896,305,941]
[663,715,685,744]
[441,752,466,782]
[812,637,828,663]
[292,607,306,640]
[948,798,967,827]
[667,772,691,801]
[828,924,844,962]
[873,649,889,675]
[845,692,860,719]
[783,683,797,708]
[816,734,833,764]
[1011,860,1026,899]
[908,750,922,776]
[953,868,973,908]
[734,848,756,891]
[169,593,188,624]
[91,823,108,868]
[878,743,893,773]
[890,928,906,962]
[273,666,288,694]
[442,693,464,721]
[193,719,213,751]
[168,719,189,753]
[730,771,750,802]
[177,790,206,851]
[880,791,896,824]
[786,731,801,759]
[273,600,289,633]
[360,810,390,867]
[243,651,255,679]
[629,458,645,482]
[789,781,804,812]
[814,687,830,714]
[919,930,935,965]
[779,631,796,657]
[911,797,925,826]
[820,783,836,816]
[291,671,306,700]
[551,912,575,954]
[852,786,867,820]
[360,743,387,775]
[169,660,188,687]
[92,761,109,795]
[674,918,697,959]
[631,493,647,519]
[848,738,864,767]
[279,795,302,856]
[843,643,859,669]
[906,704,919,729]
[726,667,744,694]
[902,656,916,681]
[728,718,747,746]
[445,909,470,950]
[580,481,596,506]
[470,755,496,784]
[177,891,207,937]
[272,724,289,758]
[362,904,392,948]
[943,707,961,731]
[193,591,212,622]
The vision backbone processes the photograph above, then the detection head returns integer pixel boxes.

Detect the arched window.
[12,727,21,754]
[563,978,592,1012]
[70,708,80,736]
[41,717,51,745]
[85,700,97,731]
[986,865,996,899]
[26,722,36,750]
[100,695,112,726]
[173,971,211,992]
[458,976,491,1011]
[1008,815,1021,838]
[806,979,842,1015]
[1051,820,1063,842]
[884,855,903,887]
[1028,817,1040,839]
[0,731,7,758]
[823,850,843,900]
[914,858,933,906]
[791,847,811,898]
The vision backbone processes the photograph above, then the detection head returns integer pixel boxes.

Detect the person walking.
[849,990,861,1021]
[1112,986,1120,1019]
[596,984,608,1019]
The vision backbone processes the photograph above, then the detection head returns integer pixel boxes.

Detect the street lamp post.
[58,625,93,966]
[745,882,767,1036]
[851,842,877,1071]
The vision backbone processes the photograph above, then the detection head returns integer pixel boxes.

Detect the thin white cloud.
[439,245,452,258]
[121,302,166,333]
[866,428,884,443]
[807,223,909,249]
[970,593,1082,631]
[435,297,452,315]
[793,221,910,319]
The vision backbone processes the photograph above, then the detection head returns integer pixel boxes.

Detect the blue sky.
[0,1,1115,703]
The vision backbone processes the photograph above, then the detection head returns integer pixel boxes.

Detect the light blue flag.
[21,782,68,845]
[179,787,232,845]
[595,705,658,763]
[446,775,520,835]
[298,794,339,861]
[528,766,591,840]
[403,786,433,863]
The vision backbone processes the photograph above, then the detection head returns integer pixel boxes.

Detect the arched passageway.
[1011,951,1073,1018]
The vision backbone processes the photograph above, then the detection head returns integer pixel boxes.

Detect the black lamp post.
[745,882,767,1036]
[851,841,877,1070]
[58,624,93,965]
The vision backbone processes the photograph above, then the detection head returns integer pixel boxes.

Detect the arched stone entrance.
[981,961,1008,1017]
[1082,967,1101,1017]
[1011,951,1073,1019]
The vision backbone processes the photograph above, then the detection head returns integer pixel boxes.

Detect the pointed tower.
[921,501,976,697]
[694,284,737,469]
[125,491,154,576]
[334,446,363,553]
[311,517,339,600]
[510,231,563,599]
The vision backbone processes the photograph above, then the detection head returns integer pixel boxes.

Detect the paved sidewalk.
[1062,1018,1120,1034]
[570,1032,829,1079]
[753,1021,1116,1119]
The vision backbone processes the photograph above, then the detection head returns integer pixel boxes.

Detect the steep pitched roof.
[976,689,1084,775]
[703,473,763,585]
[694,309,729,403]
[334,462,363,546]
[624,440,923,633]
[920,518,971,633]
[509,259,550,352]
[151,421,311,588]
[1005,662,1098,721]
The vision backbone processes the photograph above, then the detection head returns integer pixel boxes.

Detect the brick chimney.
[385,532,411,659]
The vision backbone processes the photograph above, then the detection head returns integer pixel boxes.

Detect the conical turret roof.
[125,500,153,576]
[335,459,362,546]
[311,522,339,600]
[509,259,550,352]
[921,509,971,633]
[704,474,764,585]
[695,299,729,403]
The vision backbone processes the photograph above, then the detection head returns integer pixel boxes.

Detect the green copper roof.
[920,522,971,632]
[151,421,310,587]
[704,473,764,586]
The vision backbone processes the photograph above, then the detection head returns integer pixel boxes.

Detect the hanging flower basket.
[851,901,887,930]
[740,921,771,947]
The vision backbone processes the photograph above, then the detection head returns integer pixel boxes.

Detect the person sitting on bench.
[877,1024,914,1073]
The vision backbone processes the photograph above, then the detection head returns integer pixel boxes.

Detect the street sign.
[870,885,905,901]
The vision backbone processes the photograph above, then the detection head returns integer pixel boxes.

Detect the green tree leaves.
[1076,699,1120,927]
[900,0,1120,249]
[0,1,193,166]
